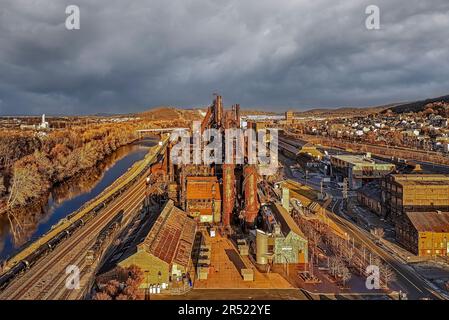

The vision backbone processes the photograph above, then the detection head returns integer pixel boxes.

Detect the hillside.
[387,94,449,114]
[296,104,392,117]
[138,106,204,121]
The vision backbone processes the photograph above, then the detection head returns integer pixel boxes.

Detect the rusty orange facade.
[243,165,259,224]
[185,176,222,223]
[222,164,235,226]
[170,95,260,230]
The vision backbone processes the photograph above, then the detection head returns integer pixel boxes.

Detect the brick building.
[330,154,395,189]
[357,182,382,216]
[102,200,197,289]
[396,211,449,257]
[381,174,449,221]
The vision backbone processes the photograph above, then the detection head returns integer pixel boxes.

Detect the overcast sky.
[0,0,449,115]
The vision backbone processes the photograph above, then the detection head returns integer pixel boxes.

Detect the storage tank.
[256,229,268,265]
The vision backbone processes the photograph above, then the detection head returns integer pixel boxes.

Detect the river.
[0,138,158,261]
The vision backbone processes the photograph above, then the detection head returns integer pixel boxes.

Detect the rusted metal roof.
[406,211,449,233]
[186,176,221,200]
[271,203,307,239]
[142,200,197,268]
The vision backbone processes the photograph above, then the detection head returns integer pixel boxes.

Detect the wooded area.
[93,265,144,300]
[0,123,139,212]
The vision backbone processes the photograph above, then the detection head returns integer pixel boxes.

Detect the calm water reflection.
[0,138,157,261]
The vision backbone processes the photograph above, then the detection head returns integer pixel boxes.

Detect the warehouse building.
[381,174,449,221]
[256,203,308,265]
[272,203,308,264]
[330,154,395,189]
[396,211,449,257]
[102,200,197,289]
[185,176,222,223]
[357,182,382,216]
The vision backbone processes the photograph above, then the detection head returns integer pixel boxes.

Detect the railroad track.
[4,137,168,271]
[1,176,147,300]
[35,187,145,300]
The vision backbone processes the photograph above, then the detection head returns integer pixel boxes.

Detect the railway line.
[2,136,168,274]
[0,136,169,299]
[0,175,148,300]
[38,199,142,300]
[325,201,445,300]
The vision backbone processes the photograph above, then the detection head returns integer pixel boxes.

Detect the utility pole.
[320,179,324,200]
[342,178,349,203]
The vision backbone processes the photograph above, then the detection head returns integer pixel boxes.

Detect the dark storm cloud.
[0,0,449,115]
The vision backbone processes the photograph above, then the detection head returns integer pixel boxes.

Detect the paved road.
[279,138,448,300]
[327,198,445,300]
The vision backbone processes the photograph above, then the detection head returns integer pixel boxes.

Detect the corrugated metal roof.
[142,200,197,267]
[271,203,307,239]
[186,176,222,200]
[406,211,449,233]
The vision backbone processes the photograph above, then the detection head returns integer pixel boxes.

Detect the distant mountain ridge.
[137,106,203,121]
[386,94,449,114]
[295,104,394,117]
[116,93,449,120]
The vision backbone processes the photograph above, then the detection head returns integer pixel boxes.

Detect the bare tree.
[7,160,45,208]
[310,229,322,247]
[329,256,344,277]
[380,263,396,289]
[115,294,129,300]
[104,279,121,297]
[371,255,382,268]
[340,266,352,288]
[93,292,112,300]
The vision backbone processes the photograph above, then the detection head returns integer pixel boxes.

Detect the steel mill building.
[396,210,449,257]
[330,154,395,189]
[381,174,449,220]
[99,200,197,288]
[163,95,262,230]
[255,203,308,265]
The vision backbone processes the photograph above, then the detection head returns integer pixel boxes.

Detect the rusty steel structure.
[243,165,260,224]
[222,164,235,226]
[167,94,260,230]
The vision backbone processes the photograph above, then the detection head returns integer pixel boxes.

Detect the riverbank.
[0,138,158,261]
[1,136,167,272]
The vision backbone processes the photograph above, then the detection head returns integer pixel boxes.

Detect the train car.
[0,261,28,290]
[47,230,70,249]
[66,219,83,234]
[16,241,55,271]
[85,210,124,266]
[93,202,105,214]
[79,213,92,226]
